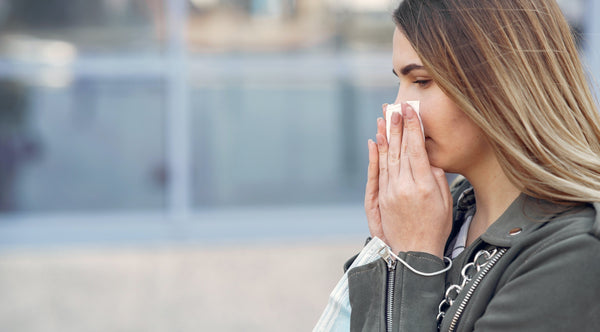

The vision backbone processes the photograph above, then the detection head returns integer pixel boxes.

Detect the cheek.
[419,109,447,138]
[418,90,470,141]
[421,105,470,137]
[421,108,483,162]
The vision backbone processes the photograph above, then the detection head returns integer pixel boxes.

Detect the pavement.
[0,238,363,332]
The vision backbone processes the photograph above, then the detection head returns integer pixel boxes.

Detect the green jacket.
[346,178,600,331]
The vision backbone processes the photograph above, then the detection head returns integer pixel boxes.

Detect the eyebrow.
[392,64,426,77]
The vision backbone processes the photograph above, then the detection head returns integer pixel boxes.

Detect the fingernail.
[392,111,401,124]
[403,104,415,120]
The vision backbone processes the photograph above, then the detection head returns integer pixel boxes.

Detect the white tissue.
[385,101,424,141]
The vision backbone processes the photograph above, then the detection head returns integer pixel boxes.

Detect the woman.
[319,0,600,331]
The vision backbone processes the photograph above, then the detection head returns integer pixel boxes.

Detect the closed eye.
[413,79,432,88]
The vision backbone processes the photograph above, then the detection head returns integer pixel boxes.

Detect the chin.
[427,156,443,169]
[426,142,452,172]
[427,155,454,173]
[425,146,441,167]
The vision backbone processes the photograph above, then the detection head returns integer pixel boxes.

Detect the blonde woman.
[335,0,600,331]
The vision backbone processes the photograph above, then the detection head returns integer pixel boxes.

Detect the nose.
[393,86,401,105]
[394,86,409,105]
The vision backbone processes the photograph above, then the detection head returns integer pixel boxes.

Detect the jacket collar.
[457,187,595,247]
[481,193,600,247]
[480,193,548,247]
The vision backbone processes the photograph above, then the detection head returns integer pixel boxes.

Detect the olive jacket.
[346,178,600,331]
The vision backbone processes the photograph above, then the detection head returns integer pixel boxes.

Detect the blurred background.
[0,0,597,331]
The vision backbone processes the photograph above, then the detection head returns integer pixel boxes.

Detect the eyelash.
[413,79,432,87]
[397,80,432,88]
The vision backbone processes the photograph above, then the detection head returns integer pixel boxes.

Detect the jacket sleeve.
[471,233,600,331]
[347,251,447,332]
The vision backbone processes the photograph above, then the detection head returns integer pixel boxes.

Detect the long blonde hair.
[394,0,600,203]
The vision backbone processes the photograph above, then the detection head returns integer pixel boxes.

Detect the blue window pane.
[0,78,167,213]
[191,56,397,207]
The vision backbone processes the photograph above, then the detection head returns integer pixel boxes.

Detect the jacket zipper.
[386,257,397,332]
[447,248,507,332]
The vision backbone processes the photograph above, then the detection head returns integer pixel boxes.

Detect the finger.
[365,139,383,238]
[365,139,379,201]
[432,167,451,203]
[399,107,414,182]
[376,133,389,193]
[382,103,388,119]
[402,103,435,182]
[377,117,386,143]
[387,111,403,179]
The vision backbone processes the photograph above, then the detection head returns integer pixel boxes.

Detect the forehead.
[393,27,423,68]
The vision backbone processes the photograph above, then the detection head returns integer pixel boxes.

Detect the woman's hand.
[365,103,452,258]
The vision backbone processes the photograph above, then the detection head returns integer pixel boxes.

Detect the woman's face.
[392,27,492,174]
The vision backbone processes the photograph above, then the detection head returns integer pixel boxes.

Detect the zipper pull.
[387,257,397,271]
[378,247,398,271]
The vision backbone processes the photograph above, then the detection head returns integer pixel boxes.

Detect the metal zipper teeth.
[387,259,397,332]
[448,248,507,332]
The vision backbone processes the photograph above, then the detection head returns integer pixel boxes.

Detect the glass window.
[188,1,399,208]
[0,78,167,213]
[190,53,397,207]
